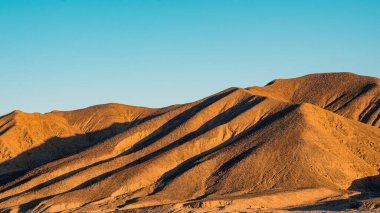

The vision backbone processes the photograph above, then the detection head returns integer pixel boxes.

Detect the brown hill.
[247,72,380,127]
[0,104,164,178]
[0,72,379,212]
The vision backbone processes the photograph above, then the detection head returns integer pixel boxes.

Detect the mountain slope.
[0,72,379,212]
[247,72,380,127]
[0,104,162,177]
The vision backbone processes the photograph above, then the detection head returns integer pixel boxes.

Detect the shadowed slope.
[247,72,380,127]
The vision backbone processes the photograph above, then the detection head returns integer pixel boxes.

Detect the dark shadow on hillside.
[0,89,238,204]
[360,99,380,126]
[0,113,15,137]
[0,111,14,120]
[148,103,299,199]
[0,88,240,207]
[349,171,380,195]
[289,172,380,211]
[56,89,240,193]
[0,124,14,137]
[334,83,377,113]
[117,103,299,208]
[122,88,238,155]
[0,112,163,187]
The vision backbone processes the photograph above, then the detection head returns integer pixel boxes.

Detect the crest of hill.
[0,103,165,176]
[247,72,380,127]
[49,103,160,132]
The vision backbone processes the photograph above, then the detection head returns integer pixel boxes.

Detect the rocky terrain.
[0,72,379,212]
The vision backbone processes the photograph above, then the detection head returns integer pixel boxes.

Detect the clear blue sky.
[1,0,379,115]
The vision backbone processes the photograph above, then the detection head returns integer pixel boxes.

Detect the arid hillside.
[0,72,379,212]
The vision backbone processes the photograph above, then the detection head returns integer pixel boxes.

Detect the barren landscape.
[0,72,379,212]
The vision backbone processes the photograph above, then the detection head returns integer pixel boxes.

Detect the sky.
[0,0,379,115]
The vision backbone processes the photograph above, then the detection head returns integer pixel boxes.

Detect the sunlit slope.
[0,110,82,176]
[0,73,379,212]
[0,104,161,176]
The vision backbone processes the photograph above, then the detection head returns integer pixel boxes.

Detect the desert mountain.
[0,72,379,212]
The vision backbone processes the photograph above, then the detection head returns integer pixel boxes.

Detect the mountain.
[0,72,379,212]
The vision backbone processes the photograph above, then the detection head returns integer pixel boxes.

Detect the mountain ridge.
[0,72,379,212]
